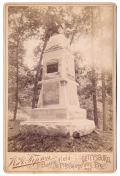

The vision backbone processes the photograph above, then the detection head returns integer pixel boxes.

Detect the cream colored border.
[3,2,116,173]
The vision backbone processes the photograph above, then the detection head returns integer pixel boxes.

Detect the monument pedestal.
[20,33,95,137]
[20,120,95,137]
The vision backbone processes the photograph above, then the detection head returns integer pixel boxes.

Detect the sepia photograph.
[3,2,116,173]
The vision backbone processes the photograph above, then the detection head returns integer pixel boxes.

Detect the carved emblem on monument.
[60,80,67,86]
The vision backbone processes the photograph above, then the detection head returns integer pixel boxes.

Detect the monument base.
[20,120,95,137]
[30,107,86,121]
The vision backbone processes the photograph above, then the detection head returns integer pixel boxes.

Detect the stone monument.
[20,25,95,137]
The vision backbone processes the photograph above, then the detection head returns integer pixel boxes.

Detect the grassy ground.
[8,120,113,152]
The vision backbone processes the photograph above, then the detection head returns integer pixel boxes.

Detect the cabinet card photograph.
[3,2,116,173]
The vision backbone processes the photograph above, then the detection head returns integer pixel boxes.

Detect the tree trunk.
[102,70,107,130]
[13,44,19,120]
[32,77,38,109]
[32,36,49,108]
[91,8,98,126]
[99,7,107,131]
[13,81,18,120]
[93,92,98,126]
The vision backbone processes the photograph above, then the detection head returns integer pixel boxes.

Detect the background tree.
[73,6,99,126]
[8,6,37,120]
[73,6,113,129]
[99,7,107,130]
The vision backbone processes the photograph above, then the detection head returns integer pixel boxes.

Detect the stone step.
[30,107,67,120]
[20,120,95,137]
[30,107,86,121]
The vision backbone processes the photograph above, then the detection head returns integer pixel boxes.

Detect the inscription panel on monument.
[43,58,62,80]
[47,63,58,73]
[43,81,59,105]
[69,82,77,105]
[31,109,67,120]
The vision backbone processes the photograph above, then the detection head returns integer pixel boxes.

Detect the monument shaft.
[31,33,86,121]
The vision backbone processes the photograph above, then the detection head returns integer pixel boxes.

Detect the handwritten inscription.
[7,153,112,171]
